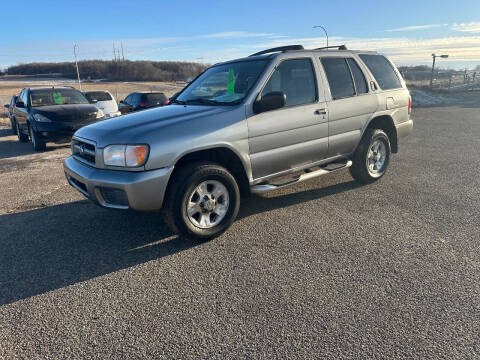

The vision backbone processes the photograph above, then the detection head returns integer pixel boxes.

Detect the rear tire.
[350,128,391,184]
[16,121,28,143]
[29,125,46,152]
[10,118,17,135]
[162,162,240,241]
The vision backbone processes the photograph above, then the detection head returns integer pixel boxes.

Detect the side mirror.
[4,104,9,109]
[15,101,25,108]
[119,100,124,104]
[253,91,286,114]
[90,99,98,104]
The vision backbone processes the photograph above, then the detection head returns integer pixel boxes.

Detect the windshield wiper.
[184,98,224,106]
[170,99,187,105]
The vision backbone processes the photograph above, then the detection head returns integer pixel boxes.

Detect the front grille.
[72,138,96,166]
[64,112,98,122]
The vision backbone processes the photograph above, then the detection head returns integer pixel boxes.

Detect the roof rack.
[314,44,348,51]
[249,45,304,57]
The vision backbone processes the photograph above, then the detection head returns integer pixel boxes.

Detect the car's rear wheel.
[29,125,46,152]
[162,162,240,241]
[10,118,17,135]
[350,128,391,184]
[16,121,28,143]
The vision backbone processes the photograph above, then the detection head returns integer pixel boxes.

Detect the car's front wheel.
[350,128,391,184]
[29,125,46,152]
[163,162,240,241]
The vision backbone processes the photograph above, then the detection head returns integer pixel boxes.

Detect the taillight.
[164,99,170,105]
[408,96,412,115]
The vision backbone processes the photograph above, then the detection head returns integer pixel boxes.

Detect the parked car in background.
[5,95,18,134]
[64,45,413,240]
[13,86,105,151]
[83,90,121,119]
[118,91,168,114]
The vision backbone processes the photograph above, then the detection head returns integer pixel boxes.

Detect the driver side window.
[261,58,317,107]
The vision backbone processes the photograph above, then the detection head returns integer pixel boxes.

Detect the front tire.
[163,162,240,241]
[350,128,391,184]
[29,125,46,152]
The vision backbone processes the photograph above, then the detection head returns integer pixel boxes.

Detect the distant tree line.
[5,60,208,82]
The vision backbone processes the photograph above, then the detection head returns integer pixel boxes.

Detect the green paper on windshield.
[227,69,236,94]
[52,92,64,104]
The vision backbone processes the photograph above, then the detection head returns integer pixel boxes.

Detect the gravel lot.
[0,106,479,359]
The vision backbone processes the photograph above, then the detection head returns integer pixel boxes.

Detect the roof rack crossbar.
[249,45,304,57]
[314,44,348,51]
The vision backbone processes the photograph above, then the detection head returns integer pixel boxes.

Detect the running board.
[250,160,352,194]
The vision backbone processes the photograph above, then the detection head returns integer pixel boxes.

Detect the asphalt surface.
[0,106,479,359]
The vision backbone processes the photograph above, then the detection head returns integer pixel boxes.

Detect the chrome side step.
[250,160,352,194]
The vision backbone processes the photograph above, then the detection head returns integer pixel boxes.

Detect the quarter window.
[321,58,355,99]
[347,58,368,94]
[359,54,402,90]
[262,58,317,107]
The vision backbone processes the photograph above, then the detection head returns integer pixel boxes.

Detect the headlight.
[33,113,52,122]
[103,144,149,167]
[96,109,104,119]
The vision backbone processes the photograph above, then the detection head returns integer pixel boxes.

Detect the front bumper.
[64,156,174,211]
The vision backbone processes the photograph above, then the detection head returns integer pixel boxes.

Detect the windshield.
[30,88,89,107]
[176,59,268,105]
[84,91,113,102]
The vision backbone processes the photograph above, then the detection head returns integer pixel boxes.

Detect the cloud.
[386,24,447,32]
[451,22,480,33]
[247,35,480,66]
[200,31,274,39]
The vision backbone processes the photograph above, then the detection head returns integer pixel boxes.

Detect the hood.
[93,100,118,114]
[74,104,232,148]
[33,104,100,122]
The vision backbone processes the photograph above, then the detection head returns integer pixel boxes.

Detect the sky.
[1,0,479,70]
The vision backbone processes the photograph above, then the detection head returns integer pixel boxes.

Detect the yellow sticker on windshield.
[227,69,236,94]
[52,92,64,104]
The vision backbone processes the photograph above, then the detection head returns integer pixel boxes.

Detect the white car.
[83,91,121,119]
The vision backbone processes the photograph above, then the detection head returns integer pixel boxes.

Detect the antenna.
[73,44,82,91]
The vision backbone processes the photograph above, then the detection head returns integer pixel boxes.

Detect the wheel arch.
[171,146,251,195]
[362,115,398,153]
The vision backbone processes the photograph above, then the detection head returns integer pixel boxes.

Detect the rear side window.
[262,58,317,107]
[321,58,355,99]
[347,58,368,94]
[359,54,402,90]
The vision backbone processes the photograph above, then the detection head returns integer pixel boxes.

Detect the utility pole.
[313,25,328,48]
[430,53,448,89]
[113,42,117,61]
[121,42,125,61]
[73,44,82,90]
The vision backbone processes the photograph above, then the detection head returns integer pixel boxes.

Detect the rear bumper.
[396,119,413,140]
[64,156,174,211]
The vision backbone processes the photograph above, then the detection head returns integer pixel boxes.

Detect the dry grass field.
[0,78,186,108]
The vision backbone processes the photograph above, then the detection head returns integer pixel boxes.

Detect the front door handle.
[314,108,327,115]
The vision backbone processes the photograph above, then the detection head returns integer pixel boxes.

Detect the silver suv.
[64,44,413,240]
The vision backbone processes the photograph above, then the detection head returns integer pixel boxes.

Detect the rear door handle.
[315,108,327,115]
